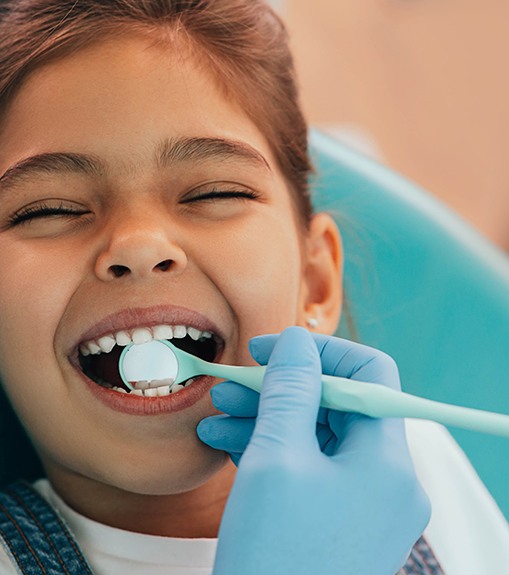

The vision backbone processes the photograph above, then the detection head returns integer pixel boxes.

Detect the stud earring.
[306,317,319,329]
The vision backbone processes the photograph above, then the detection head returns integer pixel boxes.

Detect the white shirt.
[0,420,507,574]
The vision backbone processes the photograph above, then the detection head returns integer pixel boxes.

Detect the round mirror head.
[119,340,179,389]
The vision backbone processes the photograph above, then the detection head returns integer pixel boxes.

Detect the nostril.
[106,259,174,278]
[155,259,172,272]
[109,264,130,278]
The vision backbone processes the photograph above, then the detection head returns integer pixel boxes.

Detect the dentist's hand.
[198,327,430,575]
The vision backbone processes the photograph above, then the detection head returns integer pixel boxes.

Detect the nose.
[94,210,188,281]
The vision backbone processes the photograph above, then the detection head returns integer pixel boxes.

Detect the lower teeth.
[105,378,195,397]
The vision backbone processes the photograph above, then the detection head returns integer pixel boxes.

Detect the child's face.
[0,35,340,499]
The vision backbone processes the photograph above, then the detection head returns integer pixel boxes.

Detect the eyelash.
[181,189,259,203]
[8,202,89,226]
[8,189,259,226]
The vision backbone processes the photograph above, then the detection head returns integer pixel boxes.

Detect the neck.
[43,461,236,538]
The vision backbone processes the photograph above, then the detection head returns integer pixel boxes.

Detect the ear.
[297,212,343,335]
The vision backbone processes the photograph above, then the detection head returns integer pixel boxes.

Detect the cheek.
[0,237,83,312]
[202,217,304,334]
[0,240,82,384]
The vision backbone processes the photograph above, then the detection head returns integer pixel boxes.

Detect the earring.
[306,317,319,329]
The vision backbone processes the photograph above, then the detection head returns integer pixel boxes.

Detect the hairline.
[0,20,313,231]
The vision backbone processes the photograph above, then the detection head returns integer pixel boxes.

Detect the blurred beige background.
[278,1,509,250]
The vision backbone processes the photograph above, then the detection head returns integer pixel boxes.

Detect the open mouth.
[77,325,222,397]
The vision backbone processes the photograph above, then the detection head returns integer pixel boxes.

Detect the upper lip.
[68,305,225,356]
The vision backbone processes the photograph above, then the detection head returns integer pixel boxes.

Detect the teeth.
[173,325,187,338]
[132,327,152,345]
[153,325,173,340]
[133,379,174,390]
[79,344,91,357]
[133,380,150,390]
[112,386,127,394]
[97,335,116,353]
[80,324,216,356]
[148,378,174,388]
[87,342,102,355]
[187,327,201,341]
[105,376,198,397]
[115,330,132,346]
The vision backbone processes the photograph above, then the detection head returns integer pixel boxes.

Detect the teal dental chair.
[310,130,509,521]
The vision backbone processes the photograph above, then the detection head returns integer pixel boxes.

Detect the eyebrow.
[156,137,271,171]
[0,152,104,192]
[0,136,271,193]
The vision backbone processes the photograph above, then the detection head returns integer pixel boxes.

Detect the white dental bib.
[0,421,507,574]
[30,480,216,575]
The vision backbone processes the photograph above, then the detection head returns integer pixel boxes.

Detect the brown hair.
[0,0,313,225]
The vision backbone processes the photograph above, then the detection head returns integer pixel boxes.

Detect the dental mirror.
[119,339,509,439]
[120,340,179,385]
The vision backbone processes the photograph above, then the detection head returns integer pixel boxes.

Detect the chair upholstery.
[310,130,509,520]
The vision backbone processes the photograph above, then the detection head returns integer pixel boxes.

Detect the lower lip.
[74,365,217,415]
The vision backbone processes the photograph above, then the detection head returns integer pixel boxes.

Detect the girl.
[0,1,501,573]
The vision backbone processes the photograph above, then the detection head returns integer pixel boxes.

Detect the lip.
[75,366,218,415]
[69,304,225,355]
[66,304,226,415]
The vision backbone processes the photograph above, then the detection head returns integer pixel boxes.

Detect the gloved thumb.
[248,326,322,452]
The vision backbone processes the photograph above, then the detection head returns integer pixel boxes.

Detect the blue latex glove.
[197,327,431,575]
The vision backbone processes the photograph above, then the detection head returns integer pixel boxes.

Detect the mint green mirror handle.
[118,341,509,438]
[321,374,509,437]
[208,363,509,438]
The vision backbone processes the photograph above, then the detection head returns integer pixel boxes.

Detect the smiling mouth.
[77,325,221,397]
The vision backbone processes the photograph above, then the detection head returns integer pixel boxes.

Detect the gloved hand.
[197,327,431,575]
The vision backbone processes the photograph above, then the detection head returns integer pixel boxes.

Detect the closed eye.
[9,206,90,226]
[181,189,259,204]
[9,202,91,226]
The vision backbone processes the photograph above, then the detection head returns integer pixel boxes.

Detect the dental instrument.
[119,339,509,438]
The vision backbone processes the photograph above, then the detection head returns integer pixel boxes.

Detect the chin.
[95,440,231,497]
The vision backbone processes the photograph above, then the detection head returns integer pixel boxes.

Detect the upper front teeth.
[79,325,213,356]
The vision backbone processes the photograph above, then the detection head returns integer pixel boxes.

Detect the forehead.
[0,35,281,179]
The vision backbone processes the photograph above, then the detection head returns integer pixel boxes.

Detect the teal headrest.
[310,129,509,520]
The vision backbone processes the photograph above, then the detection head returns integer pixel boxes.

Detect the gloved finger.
[315,420,343,455]
[249,326,322,450]
[309,338,407,455]
[316,406,328,425]
[251,333,401,390]
[250,332,403,451]
[322,391,410,464]
[336,412,408,457]
[196,414,255,453]
[250,335,328,423]
[313,335,401,391]
[210,381,259,417]
[248,333,278,365]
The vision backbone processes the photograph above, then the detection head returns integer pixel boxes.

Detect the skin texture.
[0,35,342,537]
